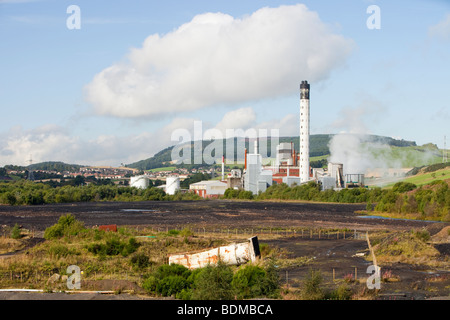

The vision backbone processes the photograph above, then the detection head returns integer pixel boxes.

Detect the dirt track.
[0,200,443,232]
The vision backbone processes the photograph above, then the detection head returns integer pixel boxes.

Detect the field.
[396,168,450,187]
[0,200,448,300]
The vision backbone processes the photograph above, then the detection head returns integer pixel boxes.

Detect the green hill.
[125,134,418,171]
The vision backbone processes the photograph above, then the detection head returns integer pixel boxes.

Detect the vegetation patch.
[372,229,441,265]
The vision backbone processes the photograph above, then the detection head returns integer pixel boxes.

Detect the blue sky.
[0,0,449,166]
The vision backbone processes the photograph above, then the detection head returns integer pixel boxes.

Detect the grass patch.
[371,230,441,266]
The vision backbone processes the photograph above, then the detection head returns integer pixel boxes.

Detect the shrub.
[328,283,352,300]
[191,262,234,300]
[44,214,85,240]
[10,224,22,239]
[392,182,417,193]
[130,253,150,270]
[301,268,324,300]
[142,264,192,297]
[231,265,267,299]
[48,243,72,258]
[87,236,139,257]
[412,229,430,242]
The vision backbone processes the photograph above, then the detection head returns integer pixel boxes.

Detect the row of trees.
[0,181,199,205]
[224,181,450,221]
[1,178,448,221]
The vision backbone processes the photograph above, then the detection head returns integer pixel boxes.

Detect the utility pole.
[27,154,35,181]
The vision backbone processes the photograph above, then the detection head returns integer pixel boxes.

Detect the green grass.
[384,168,450,188]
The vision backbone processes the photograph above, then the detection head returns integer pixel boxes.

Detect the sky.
[0,0,449,167]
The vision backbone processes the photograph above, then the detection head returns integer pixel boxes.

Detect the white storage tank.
[130,175,149,189]
[166,176,180,195]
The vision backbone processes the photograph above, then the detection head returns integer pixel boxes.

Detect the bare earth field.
[0,199,448,300]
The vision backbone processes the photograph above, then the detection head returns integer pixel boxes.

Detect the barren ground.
[0,200,448,300]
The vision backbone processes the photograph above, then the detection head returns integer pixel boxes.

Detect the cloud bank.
[85,4,354,118]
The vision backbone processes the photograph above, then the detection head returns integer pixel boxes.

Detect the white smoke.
[327,99,439,178]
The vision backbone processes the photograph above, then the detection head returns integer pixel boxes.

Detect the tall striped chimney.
[299,81,310,183]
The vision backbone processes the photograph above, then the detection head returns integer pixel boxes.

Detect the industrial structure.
[165,176,181,195]
[299,80,310,183]
[130,175,150,189]
[189,180,227,198]
[243,141,273,194]
[129,81,365,195]
[169,236,261,270]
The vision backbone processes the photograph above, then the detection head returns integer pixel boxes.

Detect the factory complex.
[130,81,365,198]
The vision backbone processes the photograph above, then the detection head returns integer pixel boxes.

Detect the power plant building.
[243,141,273,194]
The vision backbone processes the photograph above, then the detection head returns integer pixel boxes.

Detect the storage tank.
[130,175,149,189]
[166,176,180,195]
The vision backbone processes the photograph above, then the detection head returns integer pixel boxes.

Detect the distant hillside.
[28,161,84,172]
[126,134,417,171]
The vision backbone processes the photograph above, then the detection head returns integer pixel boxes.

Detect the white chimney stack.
[299,81,310,183]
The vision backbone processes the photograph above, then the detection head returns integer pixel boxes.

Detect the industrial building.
[243,141,273,194]
[242,81,313,190]
[189,180,228,198]
[131,81,365,196]
[130,175,150,189]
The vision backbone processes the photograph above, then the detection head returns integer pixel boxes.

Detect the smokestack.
[299,80,310,183]
[254,140,258,154]
[244,148,247,170]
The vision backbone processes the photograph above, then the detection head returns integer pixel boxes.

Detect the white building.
[189,180,228,198]
[244,141,273,195]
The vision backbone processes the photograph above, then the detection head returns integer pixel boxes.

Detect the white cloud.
[429,13,450,40]
[214,107,257,132]
[0,107,302,166]
[0,120,198,167]
[84,4,354,119]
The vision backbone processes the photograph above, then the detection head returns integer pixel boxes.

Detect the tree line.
[224,181,450,222]
[0,180,199,205]
[1,178,448,222]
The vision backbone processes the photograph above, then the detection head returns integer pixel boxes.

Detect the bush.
[301,268,324,300]
[48,243,72,258]
[44,214,85,240]
[230,263,280,299]
[130,253,150,269]
[392,182,417,193]
[328,283,352,300]
[231,265,266,299]
[191,262,234,300]
[142,264,192,297]
[412,229,430,242]
[10,224,22,239]
[88,236,140,257]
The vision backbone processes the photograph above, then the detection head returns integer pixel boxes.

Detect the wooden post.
[355,267,358,281]
[286,270,289,288]
[333,269,335,281]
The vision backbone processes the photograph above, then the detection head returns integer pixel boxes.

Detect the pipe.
[244,148,247,170]
[222,156,225,181]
